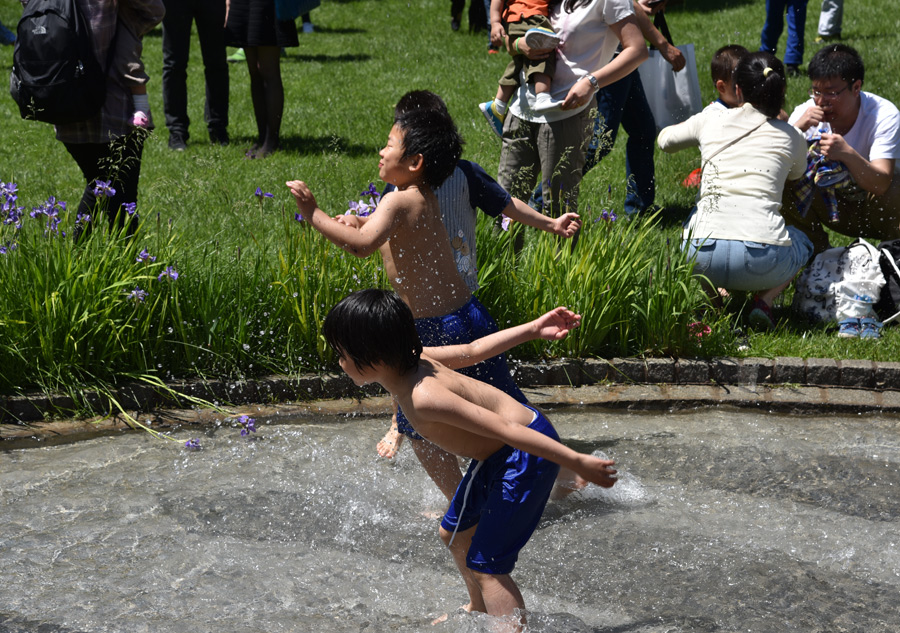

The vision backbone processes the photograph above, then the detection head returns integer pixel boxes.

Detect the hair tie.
[763,67,773,77]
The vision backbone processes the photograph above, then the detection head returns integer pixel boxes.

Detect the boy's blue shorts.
[440,404,561,575]
[396,295,527,440]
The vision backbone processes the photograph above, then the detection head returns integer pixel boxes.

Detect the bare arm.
[489,0,505,48]
[819,137,895,195]
[423,307,581,369]
[502,198,582,238]
[632,0,684,71]
[287,180,398,257]
[423,391,617,487]
[560,16,648,110]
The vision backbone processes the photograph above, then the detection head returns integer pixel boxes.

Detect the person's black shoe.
[209,129,230,146]
[786,64,802,77]
[450,14,461,31]
[168,133,187,151]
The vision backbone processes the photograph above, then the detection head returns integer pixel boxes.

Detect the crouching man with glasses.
[783,43,900,254]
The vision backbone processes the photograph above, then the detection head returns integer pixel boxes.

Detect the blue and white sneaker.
[523,27,560,50]
[478,101,505,139]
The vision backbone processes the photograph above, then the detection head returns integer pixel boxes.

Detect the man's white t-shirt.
[788,91,900,162]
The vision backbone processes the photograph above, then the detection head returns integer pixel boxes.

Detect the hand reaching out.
[533,307,582,341]
[552,213,582,238]
[286,180,317,221]
[578,454,618,488]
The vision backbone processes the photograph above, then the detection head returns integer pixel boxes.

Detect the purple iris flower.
[127,286,148,303]
[158,265,179,281]
[122,202,137,216]
[237,415,257,437]
[136,248,157,264]
[0,181,18,197]
[294,213,304,223]
[93,180,116,198]
[254,187,274,199]
[184,438,202,451]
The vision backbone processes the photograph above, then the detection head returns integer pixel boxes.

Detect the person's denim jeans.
[685,226,814,292]
[532,68,656,215]
[759,0,809,66]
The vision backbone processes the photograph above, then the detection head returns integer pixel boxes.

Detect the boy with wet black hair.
[322,288,616,624]
[288,102,515,501]
[373,90,581,462]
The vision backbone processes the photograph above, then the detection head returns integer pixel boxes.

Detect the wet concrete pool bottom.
[3,384,900,632]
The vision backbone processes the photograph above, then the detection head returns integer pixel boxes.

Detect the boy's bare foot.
[431,604,473,625]
[550,467,589,500]
[377,425,404,458]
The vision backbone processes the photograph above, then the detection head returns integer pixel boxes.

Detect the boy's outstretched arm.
[503,198,582,238]
[286,180,399,257]
[423,307,581,369]
[425,390,617,488]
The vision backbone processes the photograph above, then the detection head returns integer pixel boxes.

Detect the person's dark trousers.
[591,69,656,214]
[161,0,229,142]
[64,131,145,237]
[531,68,656,215]
[759,0,809,66]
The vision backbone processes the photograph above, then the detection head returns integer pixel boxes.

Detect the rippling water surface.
[2,406,899,632]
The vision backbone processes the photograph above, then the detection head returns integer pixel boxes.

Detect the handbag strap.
[701,119,768,171]
[653,12,673,46]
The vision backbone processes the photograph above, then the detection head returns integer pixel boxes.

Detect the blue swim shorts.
[397,295,527,440]
[440,404,561,575]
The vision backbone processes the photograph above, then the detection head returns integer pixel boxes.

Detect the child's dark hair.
[323,289,422,374]
[394,106,463,189]
[733,52,786,118]
[394,90,450,118]
[808,43,864,85]
[711,44,748,84]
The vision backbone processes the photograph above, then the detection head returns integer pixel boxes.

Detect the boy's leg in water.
[437,524,526,625]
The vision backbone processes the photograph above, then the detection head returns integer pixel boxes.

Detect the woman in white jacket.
[657,51,812,330]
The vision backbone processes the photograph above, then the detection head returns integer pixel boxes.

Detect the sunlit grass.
[1,0,900,406]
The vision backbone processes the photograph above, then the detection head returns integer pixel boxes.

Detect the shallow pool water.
[2,405,899,632]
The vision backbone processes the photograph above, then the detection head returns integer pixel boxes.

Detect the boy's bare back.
[375,186,471,318]
[394,356,533,461]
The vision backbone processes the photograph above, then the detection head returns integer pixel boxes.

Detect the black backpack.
[875,239,900,325]
[9,0,107,124]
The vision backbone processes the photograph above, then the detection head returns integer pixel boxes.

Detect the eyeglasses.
[808,84,851,100]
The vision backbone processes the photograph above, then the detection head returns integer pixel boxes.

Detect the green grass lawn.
[1,0,899,401]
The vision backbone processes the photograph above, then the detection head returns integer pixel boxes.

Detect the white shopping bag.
[638,43,703,131]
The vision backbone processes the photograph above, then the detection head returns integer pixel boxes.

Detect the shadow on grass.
[296,26,366,35]
[285,53,372,63]
[229,134,373,158]
[668,0,756,13]
[656,203,692,229]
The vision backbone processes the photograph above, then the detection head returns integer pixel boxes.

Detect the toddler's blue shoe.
[523,27,560,50]
[859,317,883,339]
[837,318,860,338]
[478,101,505,139]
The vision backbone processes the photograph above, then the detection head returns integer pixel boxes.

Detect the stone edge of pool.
[3,356,900,444]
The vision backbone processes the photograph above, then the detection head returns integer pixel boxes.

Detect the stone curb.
[3,356,900,432]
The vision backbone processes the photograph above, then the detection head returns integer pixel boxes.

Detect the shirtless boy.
[288,104,538,502]
[322,289,617,626]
